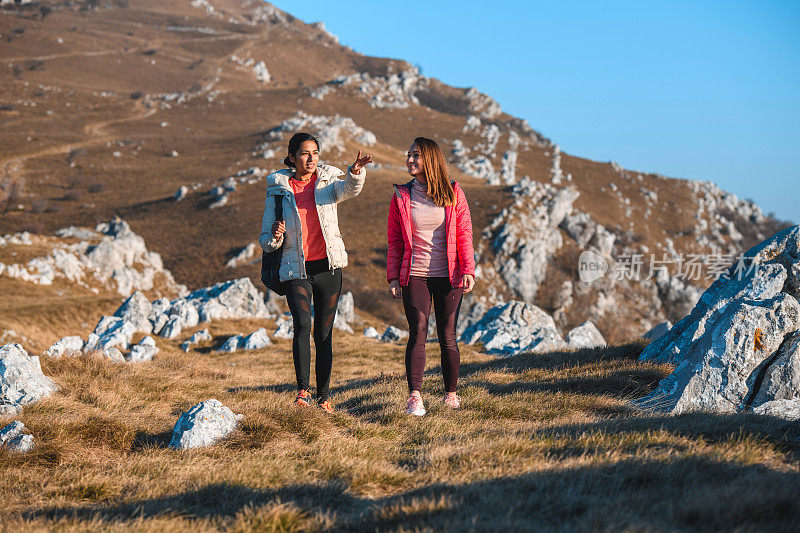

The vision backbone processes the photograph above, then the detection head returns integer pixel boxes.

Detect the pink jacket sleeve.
[455,186,476,277]
[387,193,404,282]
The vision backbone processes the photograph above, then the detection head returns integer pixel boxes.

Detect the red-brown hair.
[413,137,456,207]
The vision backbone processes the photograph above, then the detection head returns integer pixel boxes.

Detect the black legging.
[285,258,342,402]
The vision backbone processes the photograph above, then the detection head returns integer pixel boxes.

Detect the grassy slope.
[2,331,800,531]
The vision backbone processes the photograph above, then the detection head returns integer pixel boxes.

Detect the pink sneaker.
[405,394,426,416]
[443,394,461,409]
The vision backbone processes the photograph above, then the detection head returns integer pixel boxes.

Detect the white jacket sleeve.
[330,166,366,203]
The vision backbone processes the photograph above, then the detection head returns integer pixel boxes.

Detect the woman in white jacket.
[260,132,371,412]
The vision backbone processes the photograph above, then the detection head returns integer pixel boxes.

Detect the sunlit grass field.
[2,330,800,532]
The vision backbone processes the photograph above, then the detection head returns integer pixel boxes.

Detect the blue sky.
[273,1,799,223]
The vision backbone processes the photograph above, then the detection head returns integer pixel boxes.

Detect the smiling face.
[406,143,424,179]
[290,140,320,176]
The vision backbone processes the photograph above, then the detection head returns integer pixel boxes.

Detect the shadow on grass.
[20,456,800,530]
[226,383,296,394]
[130,429,173,452]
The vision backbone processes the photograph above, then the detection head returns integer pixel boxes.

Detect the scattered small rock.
[169,398,242,450]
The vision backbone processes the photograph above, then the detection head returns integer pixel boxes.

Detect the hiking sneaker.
[295,389,312,407]
[318,400,334,414]
[443,394,461,409]
[405,394,426,416]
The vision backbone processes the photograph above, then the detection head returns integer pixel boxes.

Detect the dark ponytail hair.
[284,132,320,168]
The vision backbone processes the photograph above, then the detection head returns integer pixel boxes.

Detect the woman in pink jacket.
[387,137,476,416]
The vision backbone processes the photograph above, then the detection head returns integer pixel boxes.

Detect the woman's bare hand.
[462,274,475,293]
[350,150,373,175]
[389,279,402,299]
[272,220,285,239]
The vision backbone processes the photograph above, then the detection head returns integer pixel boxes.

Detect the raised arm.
[331,150,372,203]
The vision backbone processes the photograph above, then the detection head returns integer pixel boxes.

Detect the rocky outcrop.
[0,343,58,414]
[484,179,580,302]
[636,226,800,416]
[127,336,158,363]
[169,399,242,450]
[44,336,84,358]
[461,301,565,355]
[0,421,33,453]
[0,219,186,297]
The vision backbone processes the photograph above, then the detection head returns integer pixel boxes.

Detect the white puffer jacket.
[259,163,365,281]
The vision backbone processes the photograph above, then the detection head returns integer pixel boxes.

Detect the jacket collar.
[267,163,344,191]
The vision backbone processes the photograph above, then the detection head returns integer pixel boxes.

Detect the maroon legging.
[402,276,463,393]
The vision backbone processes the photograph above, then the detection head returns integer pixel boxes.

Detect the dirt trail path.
[0,106,157,180]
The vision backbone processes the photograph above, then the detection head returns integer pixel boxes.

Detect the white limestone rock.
[335,291,357,332]
[113,291,154,334]
[85,316,137,352]
[100,347,126,362]
[635,293,800,414]
[181,329,212,352]
[170,278,270,323]
[169,300,200,329]
[44,336,84,358]
[489,180,580,302]
[750,331,800,407]
[0,421,33,452]
[565,321,606,349]
[151,313,169,335]
[160,315,183,339]
[640,262,790,366]
[364,326,380,339]
[643,321,672,341]
[127,336,158,363]
[242,328,271,350]
[274,314,294,339]
[169,398,242,450]
[174,186,188,201]
[560,212,596,248]
[461,301,565,355]
[0,343,58,411]
[381,326,409,343]
[752,399,800,421]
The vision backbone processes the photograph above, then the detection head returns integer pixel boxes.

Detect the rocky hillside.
[0,0,793,343]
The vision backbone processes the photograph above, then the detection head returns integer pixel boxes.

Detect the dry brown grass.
[2,332,800,531]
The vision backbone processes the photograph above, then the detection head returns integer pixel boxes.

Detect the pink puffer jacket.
[387,180,475,287]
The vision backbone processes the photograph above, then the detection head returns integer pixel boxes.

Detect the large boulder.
[461,300,565,355]
[0,343,58,412]
[635,226,800,415]
[565,321,606,349]
[169,399,242,450]
[635,294,800,414]
[640,262,789,365]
